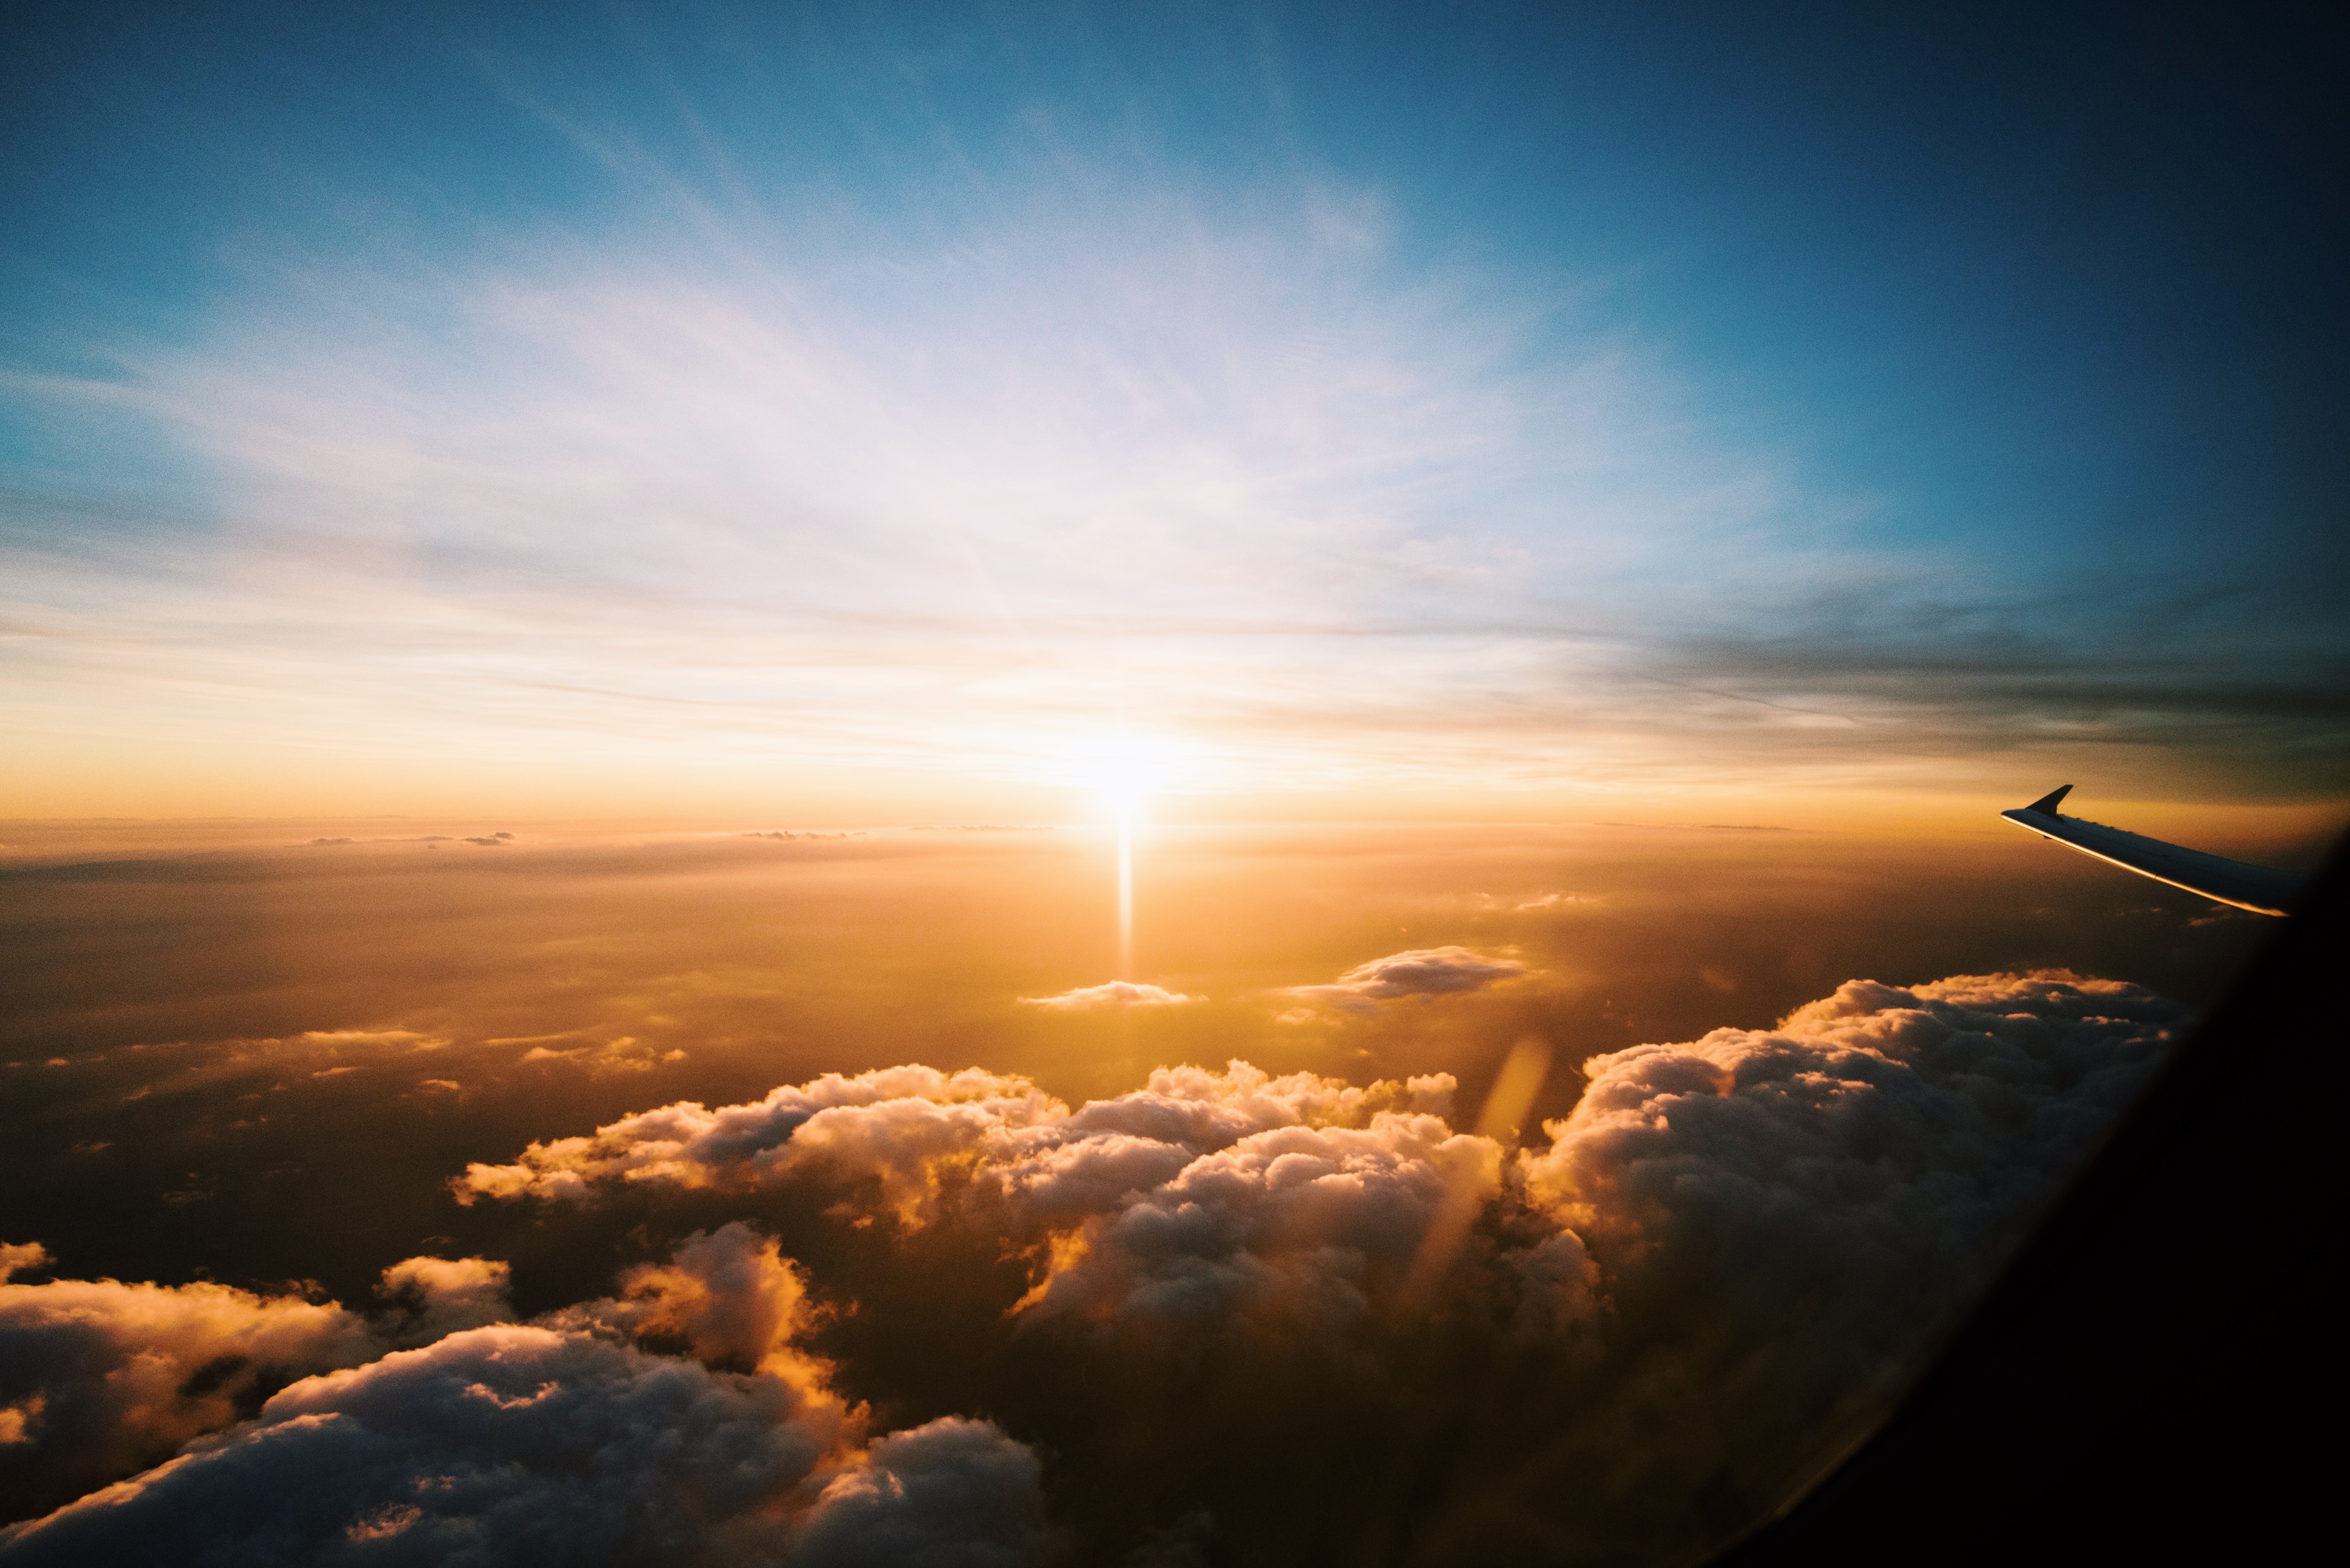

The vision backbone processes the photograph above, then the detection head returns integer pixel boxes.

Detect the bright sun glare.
[1064,734,1184,822]
[1062,734,1188,982]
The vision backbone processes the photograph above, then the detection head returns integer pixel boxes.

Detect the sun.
[1062,733,1183,824]
[1091,763,1152,827]
[1060,732,1189,980]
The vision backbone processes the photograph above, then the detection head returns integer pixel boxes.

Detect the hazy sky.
[5,1,2343,822]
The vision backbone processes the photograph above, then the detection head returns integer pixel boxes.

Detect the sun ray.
[1060,734,1184,981]
[1116,796,1135,981]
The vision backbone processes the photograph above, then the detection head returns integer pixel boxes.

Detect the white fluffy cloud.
[453,1065,1051,1206]
[459,1059,1463,1237]
[1524,973,2182,1312]
[1500,970,2187,1522]
[1016,1110,1521,1331]
[0,1246,511,1523]
[0,1227,1050,1566]
[549,1223,828,1391]
[460,973,2177,1349]
[8,971,2185,1562]
[0,1325,1045,1568]
[1284,945,1528,1014]
[1020,981,1202,1011]
[450,970,2180,1543]
[376,1256,513,1346]
[0,1249,376,1508]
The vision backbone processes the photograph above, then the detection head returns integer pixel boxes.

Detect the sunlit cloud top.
[3,3,2343,815]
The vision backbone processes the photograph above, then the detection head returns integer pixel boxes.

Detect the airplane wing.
[1999,785,2302,916]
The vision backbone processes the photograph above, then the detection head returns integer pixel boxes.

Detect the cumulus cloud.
[9,972,2184,1562]
[1484,970,2186,1538]
[1020,981,1202,1011]
[376,1257,514,1346]
[1524,971,2183,1259]
[447,970,2179,1562]
[1284,945,1529,1014]
[0,1227,1052,1564]
[548,1223,827,1389]
[1016,1107,1515,1332]
[0,1246,526,1522]
[458,1058,1467,1242]
[461,971,2170,1349]
[454,1065,1049,1207]
[789,1418,1052,1568]
[0,1253,380,1522]
[0,1326,1046,1568]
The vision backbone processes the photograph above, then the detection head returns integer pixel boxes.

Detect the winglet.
[2023,784,2073,817]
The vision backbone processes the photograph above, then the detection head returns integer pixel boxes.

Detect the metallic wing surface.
[1999,785,2302,917]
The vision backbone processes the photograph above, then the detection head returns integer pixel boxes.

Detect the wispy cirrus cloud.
[5,91,2339,813]
[0,142,1877,808]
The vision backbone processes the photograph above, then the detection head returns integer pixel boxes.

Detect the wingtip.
[2024,784,2074,817]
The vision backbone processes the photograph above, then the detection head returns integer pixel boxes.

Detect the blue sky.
[3,1,2344,816]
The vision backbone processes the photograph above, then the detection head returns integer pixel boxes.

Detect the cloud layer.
[7,972,2183,1563]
